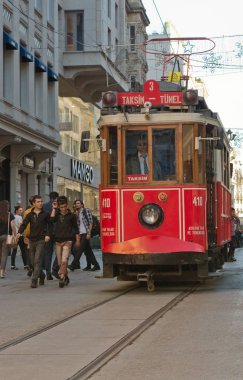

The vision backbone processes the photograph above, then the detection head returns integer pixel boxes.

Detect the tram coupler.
[137,271,155,292]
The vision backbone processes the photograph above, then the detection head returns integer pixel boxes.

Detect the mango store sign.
[71,159,94,184]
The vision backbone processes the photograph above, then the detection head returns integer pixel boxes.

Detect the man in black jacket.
[50,196,80,287]
[17,195,51,288]
[43,191,59,280]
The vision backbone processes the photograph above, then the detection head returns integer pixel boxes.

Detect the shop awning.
[34,57,47,72]
[20,45,33,62]
[3,31,18,50]
[48,67,58,81]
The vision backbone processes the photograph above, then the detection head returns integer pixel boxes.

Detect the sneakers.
[64,276,70,286]
[27,269,33,277]
[11,266,19,270]
[90,265,101,271]
[31,279,38,288]
[59,278,65,288]
[82,266,91,271]
[0,269,6,278]
[46,274,53,280]
[39,273,46,286]
[68,264,80,271]
[59,275,70,288]
[52,269,60,279]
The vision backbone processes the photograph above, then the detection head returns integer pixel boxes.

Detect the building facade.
[0,0,149,211]
[55,96,100,214]
[55,0,149,213]
[0,0,60,208]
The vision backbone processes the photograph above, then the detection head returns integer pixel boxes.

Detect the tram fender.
[103,235,204,255]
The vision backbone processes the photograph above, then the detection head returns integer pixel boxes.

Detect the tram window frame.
[182,125,194,184]
[108,126,118,185]
[223,146,229,188]
[197,124,206,184]
[124,126,178,184]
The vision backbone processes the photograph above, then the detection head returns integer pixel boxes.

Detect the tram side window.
[223,147,229,188]
[152,129,176,180]
[198,125,204,184]
[126,130,148,176]
[108,127,118,184]
[183,125,193,183]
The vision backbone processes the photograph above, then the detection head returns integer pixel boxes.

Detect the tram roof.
[98,110,223,130]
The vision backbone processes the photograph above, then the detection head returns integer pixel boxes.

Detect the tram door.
[206,126,217,246]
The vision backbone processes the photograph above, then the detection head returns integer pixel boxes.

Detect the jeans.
[55,241,72,276]
[71,234,99,268]
[29,240,45,280]
[11,236,28,267]
[44,237,55,274]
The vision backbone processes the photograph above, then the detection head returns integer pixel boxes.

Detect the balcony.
[59,50,129,104]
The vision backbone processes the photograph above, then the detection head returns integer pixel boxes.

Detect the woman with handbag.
[0,200,16,278]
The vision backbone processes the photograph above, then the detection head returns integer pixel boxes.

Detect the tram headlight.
[102,91,117,107]
[183,89,198,105]
[138,203,164,229]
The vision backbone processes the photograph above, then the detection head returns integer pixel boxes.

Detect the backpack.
[83,209,100,237]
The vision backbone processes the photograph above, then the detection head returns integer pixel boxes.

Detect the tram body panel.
[100,185,208,253]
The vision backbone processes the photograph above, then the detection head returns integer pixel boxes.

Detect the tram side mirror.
[215,126,224,150]
[80,131,90,153]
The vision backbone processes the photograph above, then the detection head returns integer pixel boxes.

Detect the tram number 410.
[102,198,111,208]
[192,196,203,206]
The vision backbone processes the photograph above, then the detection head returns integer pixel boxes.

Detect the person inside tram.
[126,137,162,180]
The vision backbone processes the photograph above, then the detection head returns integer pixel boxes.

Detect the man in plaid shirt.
[68,200,100,271]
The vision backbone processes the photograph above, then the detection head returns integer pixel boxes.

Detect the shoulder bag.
[6,212,17,248]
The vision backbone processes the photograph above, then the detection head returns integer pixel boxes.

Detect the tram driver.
[126,136,162,180]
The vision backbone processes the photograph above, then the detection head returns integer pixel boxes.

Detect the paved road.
[92,248,243,380]
[1,248,243,380]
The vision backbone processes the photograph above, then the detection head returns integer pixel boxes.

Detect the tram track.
[67,285,197,380]
[0,283,198,380]
[0,283,139,353]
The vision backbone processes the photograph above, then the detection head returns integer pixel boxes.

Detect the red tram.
[98,80,231,291]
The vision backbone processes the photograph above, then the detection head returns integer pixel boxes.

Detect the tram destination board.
[117,80,183,106]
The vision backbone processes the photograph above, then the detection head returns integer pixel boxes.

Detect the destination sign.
[117,80,183,106]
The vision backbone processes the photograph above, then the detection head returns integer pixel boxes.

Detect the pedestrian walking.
[17,195,51,288]
[68,199,100,272]
[50,196,80,287]
[0,200,16,278]
[11,205,29,270]
[43,191,59,280]
[228,207,240,262]
[22,196,34,275]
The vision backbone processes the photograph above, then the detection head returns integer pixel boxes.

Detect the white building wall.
[0,0,60,208]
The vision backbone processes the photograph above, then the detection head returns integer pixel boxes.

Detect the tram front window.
[152,129,176,180]
[183,125,193,183]
[126,131,148,175]
[125,129,176,181]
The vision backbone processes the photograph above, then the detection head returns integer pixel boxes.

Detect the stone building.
[0,0,149,211]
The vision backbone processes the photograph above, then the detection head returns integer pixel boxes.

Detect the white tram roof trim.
[98,112,223,129]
